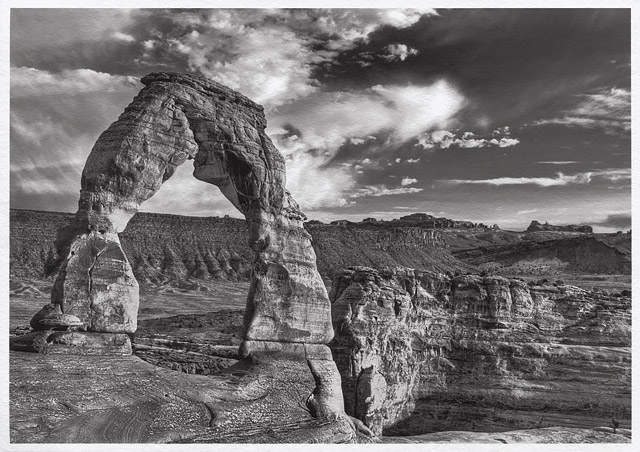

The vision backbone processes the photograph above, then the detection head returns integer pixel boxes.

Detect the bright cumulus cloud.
[416,129,519,150]
[384,43,419,61]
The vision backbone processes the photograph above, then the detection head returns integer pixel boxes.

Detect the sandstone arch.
[45,72,345,419]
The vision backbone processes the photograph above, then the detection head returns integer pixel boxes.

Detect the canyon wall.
[329,267,631,436]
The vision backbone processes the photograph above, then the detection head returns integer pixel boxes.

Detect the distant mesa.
[324,213,492,230]
[527,220,593,234]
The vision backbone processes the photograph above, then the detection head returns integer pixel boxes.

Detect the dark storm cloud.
[592,213,631,230]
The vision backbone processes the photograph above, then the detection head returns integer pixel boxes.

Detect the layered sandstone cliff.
[329,267,631,436]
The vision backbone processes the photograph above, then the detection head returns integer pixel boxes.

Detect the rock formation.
[329,267,631,436]
[527,220,593,233]
[327,213,489,229]
[15,72,347,424]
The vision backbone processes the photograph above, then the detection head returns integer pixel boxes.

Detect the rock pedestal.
[52,232,138,333]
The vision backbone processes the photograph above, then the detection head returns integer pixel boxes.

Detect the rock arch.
[45,72,345,419]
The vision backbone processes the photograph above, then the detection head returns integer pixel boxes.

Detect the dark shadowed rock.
[29,303,62,330]
[38,314,84,331]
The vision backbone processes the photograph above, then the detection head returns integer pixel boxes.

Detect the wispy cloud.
[442,168,630,187]
[11,67,140,97]
[533,87,630,134]
[351,185,423,198]
[538,161,578,165]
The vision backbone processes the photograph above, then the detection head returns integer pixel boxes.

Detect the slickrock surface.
[329,267,631,436]
[380,427,630,443]
[9,351,357,443]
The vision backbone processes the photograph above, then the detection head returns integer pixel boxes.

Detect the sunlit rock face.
[52,232,138,333]
[329,267,631,436]
[52,72,333,346]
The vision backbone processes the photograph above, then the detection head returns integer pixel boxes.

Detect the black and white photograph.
[4,3,634,446]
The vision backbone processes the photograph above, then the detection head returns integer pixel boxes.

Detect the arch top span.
[53,71,334,347]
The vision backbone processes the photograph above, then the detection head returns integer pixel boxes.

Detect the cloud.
[306,9,437,50]
[10,67,146,213]
[383,43,419,61]
[538,161,578,165]
[489,137,520,147]
[416,128,519,150]
[268,79,465,208]
[112,32,136,43]
[591,213,631,230]
[351,185,423,198]
[407,158,420,163]
[533,87,630,133]
[401,177,418,186]
[595,168,632,181]
[517,209,539,215]
[10,67,140,97]
[274,81,465,152]
[272,134,356,209]
[126,9,437,110]
[442,168,630,187]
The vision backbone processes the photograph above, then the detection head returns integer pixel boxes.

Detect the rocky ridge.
[11,209,631,286]
[9,209,469,283]
[527,220,593,233]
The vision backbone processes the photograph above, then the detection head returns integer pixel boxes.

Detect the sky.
[9,8,631,232]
